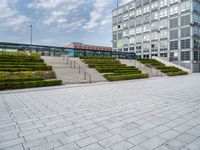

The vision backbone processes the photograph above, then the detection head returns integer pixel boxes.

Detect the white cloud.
[0,0,29,31]
[27,0,114,32]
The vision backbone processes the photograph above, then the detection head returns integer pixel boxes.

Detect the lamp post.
[30,25,32,45]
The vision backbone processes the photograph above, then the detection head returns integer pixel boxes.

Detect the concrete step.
[119,59,166,78]
[42,56,107,84]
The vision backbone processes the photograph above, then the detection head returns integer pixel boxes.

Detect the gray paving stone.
[127,135,149,145]
[141,136,166,150]
[110,140,134,150]
[186,137,200,150]
[24,131,52,142]
[54,143,79,150]
[29,140,62,150]
[59,133,88,144]
[159,130,181,140]
[0,138,24,149]
[3,144,24,150]
[76,137,97,147]
[79,143,104,150]
[23,138,47,149]
[98,135,125,148]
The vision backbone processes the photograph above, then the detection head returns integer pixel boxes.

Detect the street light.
[30,25,32,45]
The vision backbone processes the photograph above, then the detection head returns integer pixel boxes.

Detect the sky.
[0,0,131,47]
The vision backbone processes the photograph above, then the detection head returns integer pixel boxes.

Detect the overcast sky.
[0,0,131,47]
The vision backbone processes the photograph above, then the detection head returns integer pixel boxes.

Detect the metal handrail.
[62,55,92,83]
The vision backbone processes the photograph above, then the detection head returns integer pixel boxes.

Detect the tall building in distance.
[112,0,200,72]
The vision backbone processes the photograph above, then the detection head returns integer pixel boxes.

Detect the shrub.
[104,73,148,81]
[0,65,52,71]
[0,58,43,62]
[95,66,137,73]
[113,70,141,74]
[80,56,115,59]
[0,62,45,65]
[88,64,125,68]
[166,71,188,76]
[0,68,33,72]
[0,77,44,82]
[0,80,62,90]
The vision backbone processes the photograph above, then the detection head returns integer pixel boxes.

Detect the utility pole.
[30,25,32,45]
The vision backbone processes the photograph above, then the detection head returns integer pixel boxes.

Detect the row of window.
[113,14,191,31]
[113,0,190,16]
[113,1,190,19]
[113,39,191,50]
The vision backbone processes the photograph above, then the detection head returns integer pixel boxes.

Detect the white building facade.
[112,0,200,72]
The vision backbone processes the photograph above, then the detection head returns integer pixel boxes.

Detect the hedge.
[0,68,33,72]
[0,80,62,90]
[0,77,44,82]
[0,65,52,71]
[104,73,148,81]
[88,64,126,68]
[113,70,141,74]
[0,58,43,62]
[80,56,115,59]
[166,71,188,76]
[84,60,120,64]
[0,62,45,65]
[0,51,40,59]
[95,67,137,73]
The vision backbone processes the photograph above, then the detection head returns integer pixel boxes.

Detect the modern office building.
[112,0,200,72]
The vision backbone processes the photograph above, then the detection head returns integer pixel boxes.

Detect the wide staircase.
[119,59,166,78]
[42,56,107,84]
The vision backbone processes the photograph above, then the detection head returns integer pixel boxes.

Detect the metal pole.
[84,72,86,80]
[30,25,32,45]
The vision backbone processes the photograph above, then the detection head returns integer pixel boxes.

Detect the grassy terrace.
[137,58,188,76]
[0,52,62,90]
[80,56,148,81]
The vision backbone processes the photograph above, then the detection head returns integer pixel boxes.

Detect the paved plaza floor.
[0,74,200,150]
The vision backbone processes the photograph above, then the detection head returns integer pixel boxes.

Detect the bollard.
[79,66,81,74]
[84,72,86,80]
[74,61,76,68]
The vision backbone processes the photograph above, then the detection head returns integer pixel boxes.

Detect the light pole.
[30,25,32,45]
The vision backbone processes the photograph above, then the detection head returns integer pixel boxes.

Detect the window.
[143,5,150,13]
[170,5,178,15]
[130,11,135,17]
[169,0,178,5]
[123,21,128,28]
[160,42,168,51]
[136,9,142,16]
[129,19,135,27]
[151,43,158,52]
[129,2,135,9]
[123,38,129,45]
[151,33,158,41]
[130,37,135,43]
[160,0,168,8]
[118,8,123,14]
[136,17,142,26]
[143,0,150,5]
[135,0,142,8]
[181,51,190,61]
[136,35,143,43]
[143,44,150,52]
[160,19,168,29]
[123,13,129,20]
[113,26,117,32]
[181,39,190,49]
[124,48,128,51]
[136,27,142,34]
[118,32,123,39]
[123,30,129,37]
[130,28,135,35]
[160,30,168,39]
[118,15,123,22]
[113,10,118,16]
[113,42,117,48]
[180,1,190,12]
[181,15,190,26]
[170,18,178,28]
[181,27,190,38]
[160,9,168,18]
[130,47,135,51]
[151,2,158,10]
[170,41,178,50]
[143,34,150,41]
[193,26,199,36]
[170,29,178,39]
[193,1,199,12]
[160,53,168,57]
[143,25,150,32]
[113,34,117,41]
[143,15,150,24]
[151,22,158,31]
[151,12,158,20]
[193,13,199,23]
[194,51,198,61]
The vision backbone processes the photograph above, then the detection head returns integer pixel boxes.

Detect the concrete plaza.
[0,75,200,150]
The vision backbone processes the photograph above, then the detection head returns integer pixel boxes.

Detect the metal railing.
[62,55,92,83]
[131,60,164,77]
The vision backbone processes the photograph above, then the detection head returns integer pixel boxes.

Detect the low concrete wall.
[152,56,191,73]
